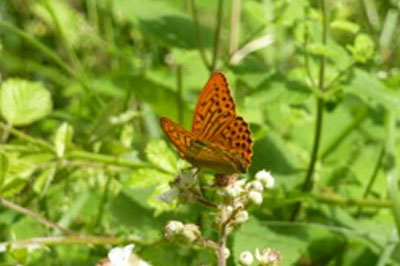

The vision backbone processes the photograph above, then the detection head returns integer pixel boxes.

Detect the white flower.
[108,244,151,266]
[164,220,184,238]
[225,179,246,197]
[234,210,249,223]
[248,191,263,205]
[245,180,264,192]
[223,248,231,259]
[255,170,275,189]
[182,223,201,242]
[255,248,280,266]
[239,251,254,265]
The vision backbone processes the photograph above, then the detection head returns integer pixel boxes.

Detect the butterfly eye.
[225,103,230,108]
[222,97,227,101]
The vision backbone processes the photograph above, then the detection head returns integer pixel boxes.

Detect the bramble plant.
[1,0,400,265]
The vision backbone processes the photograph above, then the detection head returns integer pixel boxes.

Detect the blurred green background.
[1,0,400,265]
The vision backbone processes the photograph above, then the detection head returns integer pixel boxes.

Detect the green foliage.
[0,0,400,265]
[0,79,52,126]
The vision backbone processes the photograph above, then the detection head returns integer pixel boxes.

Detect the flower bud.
[164,220,184,239]
[234,210,249,223]
[255,248,281,266]
[239,251,254,265]
[248,191,263,205]
[255,170,275,189]
[245,180,264,192]
[182,223,201,243]
[225,179,246,197]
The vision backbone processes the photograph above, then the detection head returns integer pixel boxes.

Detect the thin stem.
[0,122,54,152]
[217,227,228,266]
[95,174,113,228]
[324,61,356,90]
[303,20,318,89]
[190,0,211,70]
[321,109,368,160]
[0,19,74,76]
[290,0,328,221]
[217,207,241,266]
[39,0,83,75]
[0,235,128,252]
[176,65,184,125]
[385,111,400,239]
[0,122,150,170]
[229,0,241,55]
[355,146,385,216]
[0,198,76,235]
[211,0,225,72]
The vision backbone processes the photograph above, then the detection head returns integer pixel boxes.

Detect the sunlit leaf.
[146,139,178,173]
[0,79,52,126]
[54,122,74,158]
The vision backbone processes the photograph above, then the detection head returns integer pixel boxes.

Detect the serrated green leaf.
[0,153,8,189]
[146,140,178,173]
[0,79,52,126]
[347,34,374,63]
[54,122,74,158]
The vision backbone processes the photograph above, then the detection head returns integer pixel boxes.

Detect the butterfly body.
[160,72,253,174]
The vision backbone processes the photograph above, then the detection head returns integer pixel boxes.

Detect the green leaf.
[54,122,74,158]
[0,153,8,189]
[343,69,400,112]
[146,139,178,173]
[331,20,360,34]
[347,34,374,63]
[0,178,27,197]
[127,168,173,188]
[0,79,52,126]
[8,247,27,264]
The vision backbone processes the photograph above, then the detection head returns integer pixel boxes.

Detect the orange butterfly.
[160,72,253,174]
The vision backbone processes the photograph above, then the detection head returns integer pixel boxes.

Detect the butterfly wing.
[192,72,237,140]
[160,117,194,157]
[191,72,253,169]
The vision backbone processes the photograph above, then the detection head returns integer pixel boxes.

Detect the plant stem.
[0,19,74,76]
[229,0,241,55]
[0,198,76,235]
[0,235,128,252]
[190,0,211,70]
[385,111,400,239]
[176,65,184,125]
[290,0,328,221]
[217,228,228,266]
[0,122,54,152]
[0,122,150,170]
[321,109,368,160]
[355,145,385,216]
[211,0,225,72]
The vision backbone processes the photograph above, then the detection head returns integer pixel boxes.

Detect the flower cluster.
[222,170,275,206]
[239,248,281,266]
[164,220,201,244]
